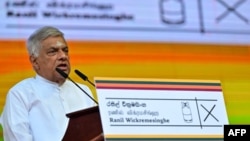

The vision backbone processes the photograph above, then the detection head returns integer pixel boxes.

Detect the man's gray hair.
[27,26,64,57]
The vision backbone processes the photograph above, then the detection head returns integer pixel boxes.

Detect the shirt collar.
[35,74,60,87]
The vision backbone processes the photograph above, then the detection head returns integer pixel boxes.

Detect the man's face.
[30,36,70,83]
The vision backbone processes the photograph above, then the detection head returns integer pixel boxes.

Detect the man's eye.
[63,48,69,53]
[47,50,57,55]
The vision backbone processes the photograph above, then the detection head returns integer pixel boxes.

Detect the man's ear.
[29,55,39,70]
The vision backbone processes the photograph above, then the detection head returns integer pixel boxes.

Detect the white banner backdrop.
[1,0,250,45]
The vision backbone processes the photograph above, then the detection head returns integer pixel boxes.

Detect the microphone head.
[74,69,88,81]
[56,68,68,78]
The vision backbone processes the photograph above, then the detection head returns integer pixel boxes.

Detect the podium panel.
[62,106,104,141]
[94,77,228,141]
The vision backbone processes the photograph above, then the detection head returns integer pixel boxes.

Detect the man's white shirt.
[1,74,96,141]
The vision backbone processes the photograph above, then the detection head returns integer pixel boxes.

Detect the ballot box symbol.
[216,0,248,24]
[181,102,193,123]
[201,104,219,122]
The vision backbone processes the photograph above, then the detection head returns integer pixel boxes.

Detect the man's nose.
[58,49,68,59]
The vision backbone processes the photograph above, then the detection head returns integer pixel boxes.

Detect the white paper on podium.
[95,77,229,140]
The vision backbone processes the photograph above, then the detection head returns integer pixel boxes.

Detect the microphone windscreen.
[56,68,68,78]
[75,69,87,81]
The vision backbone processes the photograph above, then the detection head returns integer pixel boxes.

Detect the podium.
[94,77,228,140]
[62,106,104,141]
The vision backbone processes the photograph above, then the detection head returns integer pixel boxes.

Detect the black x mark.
[201,104,219,122]
[216,0,248,23]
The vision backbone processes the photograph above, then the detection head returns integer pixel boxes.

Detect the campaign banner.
[0,0,250,45]
[95,77,229,141]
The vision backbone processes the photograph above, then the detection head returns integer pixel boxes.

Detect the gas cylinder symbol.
[160,0,185,24]
[181,102,193,123]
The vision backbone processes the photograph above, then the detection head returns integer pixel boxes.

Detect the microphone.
[74,69,95,87]
[56,68,98,104]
